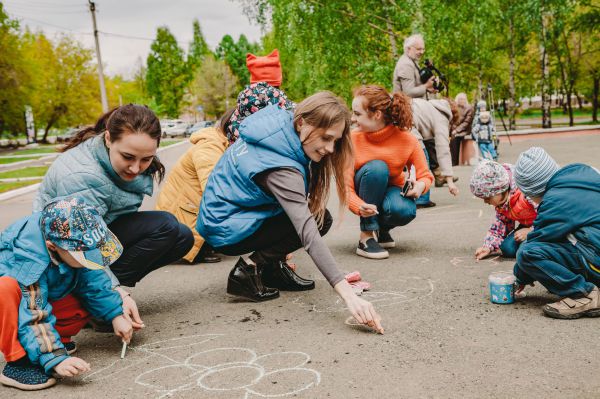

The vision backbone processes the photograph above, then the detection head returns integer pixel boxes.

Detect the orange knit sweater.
[345,124,433,215]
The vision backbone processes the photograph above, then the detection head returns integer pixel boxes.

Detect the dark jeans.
[214,210,332,265]
[450,136,464,166]
[514,241,598,298]
[108,211,194,286]
[354,160,416,232]
[415,145,432,206]
[499,227,528,258]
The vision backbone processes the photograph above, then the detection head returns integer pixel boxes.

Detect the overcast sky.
[3,0,263,77]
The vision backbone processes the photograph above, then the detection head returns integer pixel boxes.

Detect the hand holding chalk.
[112,314,133,344]
[359,203,379,217]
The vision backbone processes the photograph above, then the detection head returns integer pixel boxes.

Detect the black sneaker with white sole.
[356,238,389,259]
[378,230,395,249]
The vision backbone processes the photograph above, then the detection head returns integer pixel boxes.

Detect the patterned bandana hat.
[226,82,295,144]
[41,197,123,270]
[469,160,510,198]
[514,147,560,198]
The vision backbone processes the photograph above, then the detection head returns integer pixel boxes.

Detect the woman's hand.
[359,203,379,217]
[335,281,384,334]
[405,181,426,199]
[112,315,133,344]
[54,357,91,377]
[115,287,145,330]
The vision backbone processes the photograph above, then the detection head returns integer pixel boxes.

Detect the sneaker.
[0,361,56,391]
[416,201,436,209]
[543,286,600,319]
[356,238,389,259]
[378,230,395,249]
[64,341,77,355]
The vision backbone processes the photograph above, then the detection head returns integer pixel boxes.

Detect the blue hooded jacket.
[528,164,600,270]
[0,213,123,373]
[197,105,310,247]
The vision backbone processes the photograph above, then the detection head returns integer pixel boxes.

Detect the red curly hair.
[353,85,412,130]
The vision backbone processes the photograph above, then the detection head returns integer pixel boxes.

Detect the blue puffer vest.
[197,105,309,247]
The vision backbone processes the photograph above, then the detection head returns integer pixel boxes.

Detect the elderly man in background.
[392,34,437,99]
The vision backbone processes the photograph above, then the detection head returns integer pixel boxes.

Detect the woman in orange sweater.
[347,85,433,259]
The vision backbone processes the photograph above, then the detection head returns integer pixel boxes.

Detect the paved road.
[1,134,600,398]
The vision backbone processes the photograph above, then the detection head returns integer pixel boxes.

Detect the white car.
[161,120,188,138]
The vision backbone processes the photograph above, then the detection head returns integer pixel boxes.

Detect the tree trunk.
[508,17,517,130]
[576,92,583,109]
[540,13,552,128]
[593,75,599,123]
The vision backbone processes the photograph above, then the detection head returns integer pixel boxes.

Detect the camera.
[419,59,447,92]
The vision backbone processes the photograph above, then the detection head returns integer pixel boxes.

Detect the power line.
[9,13,91,35]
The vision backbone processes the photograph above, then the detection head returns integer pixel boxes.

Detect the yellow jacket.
[156,127,228,262]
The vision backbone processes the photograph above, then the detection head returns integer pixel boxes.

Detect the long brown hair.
[293,92,353,227]
[353,85,412,130]
[60,104,165,182]
[217,108,236,138]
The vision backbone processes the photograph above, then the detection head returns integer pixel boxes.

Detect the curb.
[0,140,189,202]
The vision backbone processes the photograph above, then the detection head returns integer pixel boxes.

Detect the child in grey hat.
[513,147,600,319]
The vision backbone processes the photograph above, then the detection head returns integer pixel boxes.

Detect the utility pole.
[88,0,109,112]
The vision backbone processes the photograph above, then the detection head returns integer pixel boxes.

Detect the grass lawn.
[0,166,49,179]
[0,179,41,194]
[160,140,181,147]
[0,156,41,164]
[5,146,59,156]
[518,108,594,119]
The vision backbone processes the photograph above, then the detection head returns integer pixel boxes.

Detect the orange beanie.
[246,49,282,87]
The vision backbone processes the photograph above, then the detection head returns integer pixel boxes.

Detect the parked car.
[185,121,215,137]
[161,120,188,138]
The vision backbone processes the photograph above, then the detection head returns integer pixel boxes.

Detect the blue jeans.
[354,160,417,232]
[499,228,526,258]
[479,142,497,160]
[415,145,431,206]
[514,241,597,297]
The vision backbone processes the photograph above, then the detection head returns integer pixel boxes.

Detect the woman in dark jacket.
[450,93,474,166]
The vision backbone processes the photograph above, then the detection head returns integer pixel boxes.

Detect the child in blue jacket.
[0,197,133,390]
[513,147,600,319]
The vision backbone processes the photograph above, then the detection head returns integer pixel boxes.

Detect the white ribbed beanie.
[514,147,560,197]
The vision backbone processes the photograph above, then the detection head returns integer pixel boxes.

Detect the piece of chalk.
[120,341,127,359]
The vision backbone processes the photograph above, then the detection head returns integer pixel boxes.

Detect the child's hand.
[514,227,533,242]
[112,314,133,344]
[54,357,91,377]
[447,181,459,196]
[475,246,491,261]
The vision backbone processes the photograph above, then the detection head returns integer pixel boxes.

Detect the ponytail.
[59,104,166,182]
[353,85,413,131]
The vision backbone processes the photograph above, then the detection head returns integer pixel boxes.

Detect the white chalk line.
[84,334,320,399]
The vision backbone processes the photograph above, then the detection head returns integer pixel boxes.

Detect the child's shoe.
[0,359,56,391]
[64,341,77,355]
[543,286,600,319]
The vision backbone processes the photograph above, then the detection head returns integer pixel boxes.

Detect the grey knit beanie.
[514,147,560,197]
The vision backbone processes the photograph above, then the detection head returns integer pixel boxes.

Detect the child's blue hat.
[514,147,560,198]
[40,197,122,270]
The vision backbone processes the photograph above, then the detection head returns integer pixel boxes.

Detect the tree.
[187,19,211,74]
[22,32,101,142]
[215,34,259,89]
[146,27,188,117]
[189,55,238,118]
[0,4,28,136]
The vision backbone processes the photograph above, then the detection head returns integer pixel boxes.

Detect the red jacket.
[499,188,537,227]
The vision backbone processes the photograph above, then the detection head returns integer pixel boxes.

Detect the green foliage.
[146,27,188,117]
[187,19,211,73]
[215,34,260,89]
[189,55,238,118]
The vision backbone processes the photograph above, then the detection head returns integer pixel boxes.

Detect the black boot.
[196,244,221,263]
[227,258,280,302]
[262,260,315,291]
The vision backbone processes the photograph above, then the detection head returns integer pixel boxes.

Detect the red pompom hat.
[246,49,282,87]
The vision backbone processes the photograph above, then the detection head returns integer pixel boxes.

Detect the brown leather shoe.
[543,287,600,319]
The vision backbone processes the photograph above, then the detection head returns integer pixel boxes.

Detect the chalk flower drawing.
[83,334,320,399]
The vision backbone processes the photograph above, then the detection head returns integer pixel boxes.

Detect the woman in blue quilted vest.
[198,92,384,333]
[34,105,194,326]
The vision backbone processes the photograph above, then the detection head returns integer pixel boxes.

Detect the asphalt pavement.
[1,133,600,398]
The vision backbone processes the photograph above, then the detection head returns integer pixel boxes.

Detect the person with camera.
[392,34,438,99]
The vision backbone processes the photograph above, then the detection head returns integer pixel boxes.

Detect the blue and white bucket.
[489,271,516,304]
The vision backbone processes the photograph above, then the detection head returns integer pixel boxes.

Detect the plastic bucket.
[489,271,515,304]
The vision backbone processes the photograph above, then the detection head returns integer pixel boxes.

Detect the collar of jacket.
[91,135,154,196]
[364,124,399,143]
